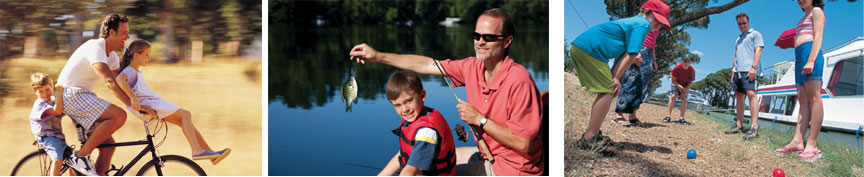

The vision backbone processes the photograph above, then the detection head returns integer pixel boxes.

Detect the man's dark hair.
[480,8,515,54]
[735,12,749,21]
[99,13,129,39]
[481,8,515,37]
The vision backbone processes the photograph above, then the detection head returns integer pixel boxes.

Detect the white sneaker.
[65,152,99,176]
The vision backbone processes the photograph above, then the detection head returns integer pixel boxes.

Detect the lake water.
[268,24,549,176]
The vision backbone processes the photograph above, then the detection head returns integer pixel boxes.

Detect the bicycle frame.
[96,134,162,176]
[73,116,166,176]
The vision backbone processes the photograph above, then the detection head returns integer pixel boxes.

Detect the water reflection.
[268,24,549,108]
[268,24,548,176]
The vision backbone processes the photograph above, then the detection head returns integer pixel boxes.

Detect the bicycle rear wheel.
[136,155,207,176]
[10,150,50,176]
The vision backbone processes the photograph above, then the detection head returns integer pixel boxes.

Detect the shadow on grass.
[567,145,694,177]
[628,122,669,129]
[615,141,673,154]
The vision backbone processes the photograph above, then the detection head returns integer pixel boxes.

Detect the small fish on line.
[342,76,358,112]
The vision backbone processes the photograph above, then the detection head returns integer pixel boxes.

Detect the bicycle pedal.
[106,164,123,175]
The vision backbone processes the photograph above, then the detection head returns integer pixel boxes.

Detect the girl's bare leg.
[802,81,823,155]
[163,109,212,154]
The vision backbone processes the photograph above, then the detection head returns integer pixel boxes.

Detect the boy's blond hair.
[30,73,53,91]
[385,70,424,101]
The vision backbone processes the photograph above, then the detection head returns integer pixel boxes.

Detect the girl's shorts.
[794,41,824,86]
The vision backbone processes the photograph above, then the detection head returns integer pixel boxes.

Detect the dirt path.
[564,73,822,177]
[0,58,261,176]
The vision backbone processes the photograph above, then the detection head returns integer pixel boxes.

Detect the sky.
[564,0,863,94]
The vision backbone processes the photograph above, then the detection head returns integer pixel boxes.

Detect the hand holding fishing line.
[349,43,379,64]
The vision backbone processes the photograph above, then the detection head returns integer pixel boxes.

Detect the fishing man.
[349,8,544,176]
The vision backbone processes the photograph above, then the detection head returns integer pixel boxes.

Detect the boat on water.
[662,89,711,111]
[743,37,864,135]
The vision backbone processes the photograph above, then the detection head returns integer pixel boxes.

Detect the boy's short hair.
[31,73,53,90]
[386,70,424,101]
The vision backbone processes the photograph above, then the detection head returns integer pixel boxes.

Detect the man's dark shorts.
[731,71,758,93]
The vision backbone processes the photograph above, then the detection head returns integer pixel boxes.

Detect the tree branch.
[670,0,749,27]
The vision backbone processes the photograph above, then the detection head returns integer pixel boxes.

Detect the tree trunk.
[157,0,178,62]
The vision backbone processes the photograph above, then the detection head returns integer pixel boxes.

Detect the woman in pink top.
[774,0,826,163]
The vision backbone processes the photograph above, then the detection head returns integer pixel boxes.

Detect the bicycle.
[11,111,207,176]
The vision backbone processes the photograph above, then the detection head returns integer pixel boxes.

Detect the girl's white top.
[120,66,162,100]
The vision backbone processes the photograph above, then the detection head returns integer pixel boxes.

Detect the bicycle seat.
[132,109,159,122]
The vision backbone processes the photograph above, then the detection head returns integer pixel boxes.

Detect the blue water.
[269,72,548,175]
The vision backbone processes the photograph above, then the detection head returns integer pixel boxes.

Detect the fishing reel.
[455,124,468,142]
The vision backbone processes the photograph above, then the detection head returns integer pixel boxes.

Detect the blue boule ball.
[687,149,697,159]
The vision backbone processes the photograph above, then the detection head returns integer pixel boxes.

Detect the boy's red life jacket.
[393,108,456,176]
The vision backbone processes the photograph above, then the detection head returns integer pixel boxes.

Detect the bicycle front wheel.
[10,150,50,176]
[136,155,207,176]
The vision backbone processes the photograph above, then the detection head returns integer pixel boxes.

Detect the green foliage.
[691,68,733,108]
[269,0,548,27]
[0,0,261,59]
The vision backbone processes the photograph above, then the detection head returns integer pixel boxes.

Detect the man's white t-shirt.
[57,38,121,91]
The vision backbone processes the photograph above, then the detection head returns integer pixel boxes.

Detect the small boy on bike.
[28,73,68,176]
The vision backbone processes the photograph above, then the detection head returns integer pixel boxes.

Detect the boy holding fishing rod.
[378,70,457,176]
[351,8,544,176]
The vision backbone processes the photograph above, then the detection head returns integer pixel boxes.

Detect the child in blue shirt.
[569,0,670,155]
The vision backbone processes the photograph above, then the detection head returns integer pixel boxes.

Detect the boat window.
[784,96,796,116]
[760,96,773,113]
[771,96,786,114]
[828,56,864,96]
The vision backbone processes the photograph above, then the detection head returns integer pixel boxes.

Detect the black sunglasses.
[737,22,748,26]
[473,32,508,42]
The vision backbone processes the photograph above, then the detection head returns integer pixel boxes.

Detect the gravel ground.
[564,73,821,177]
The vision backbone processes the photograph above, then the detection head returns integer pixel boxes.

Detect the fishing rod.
[338,162,383,171]
[434,60,495,163]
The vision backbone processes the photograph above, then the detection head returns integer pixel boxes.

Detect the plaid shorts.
[62,87,110,132]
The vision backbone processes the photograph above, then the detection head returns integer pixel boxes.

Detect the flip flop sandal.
[662,117,672,123]
[774,146,803,157]
[577,130,616,156]
[612,117,630,125]
[627,118,644,127]
[677,118,692,125]
[798,150,823,163]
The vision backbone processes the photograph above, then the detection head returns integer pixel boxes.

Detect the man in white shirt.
[57,13,132,176]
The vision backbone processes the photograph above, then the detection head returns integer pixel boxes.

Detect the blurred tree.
[691,68,733,108]
[269,0,547,27]
[0,1,83,58]
[159,0,178,62]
